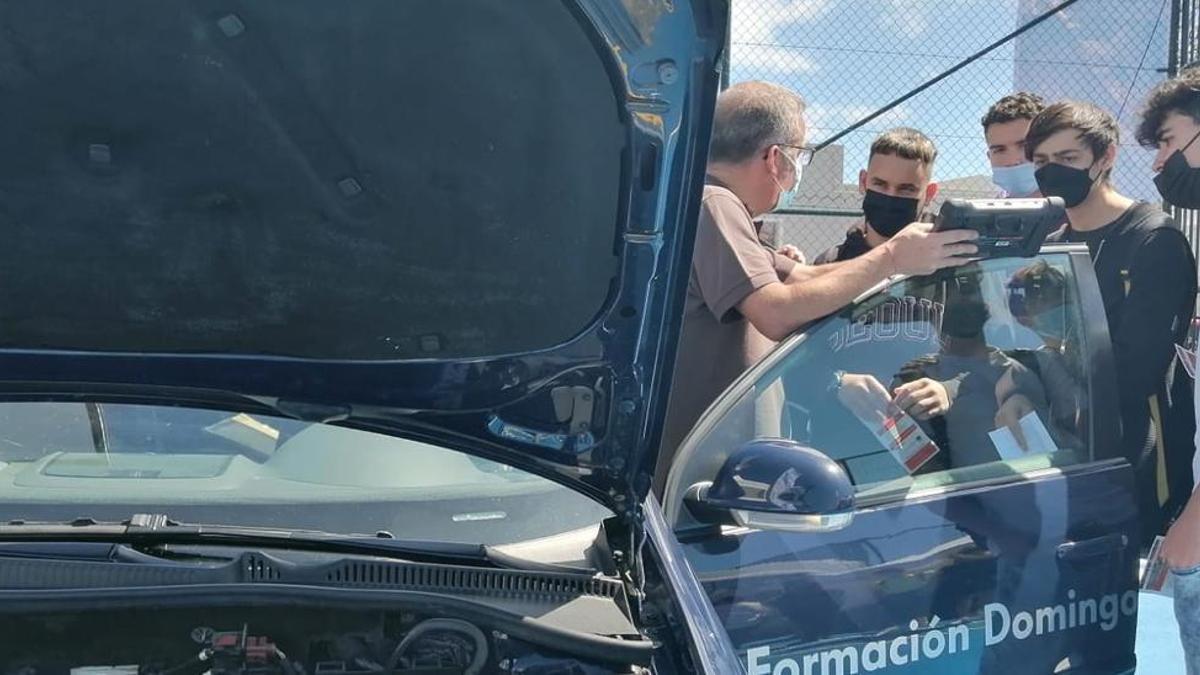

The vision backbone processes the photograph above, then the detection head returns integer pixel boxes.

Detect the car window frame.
[664,244,1123,527]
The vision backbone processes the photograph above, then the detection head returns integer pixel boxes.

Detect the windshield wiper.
[0,513,493,567]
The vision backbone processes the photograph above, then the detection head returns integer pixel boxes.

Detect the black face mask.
[861,189,920,238]
[941,300,990,339]
[1154,129,1200,208]
[1034,162,1099,208]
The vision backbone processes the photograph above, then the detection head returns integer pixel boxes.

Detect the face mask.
[771,150,804,212]
[861,189,920,238]
[941,300,990,339]
[1154,129,1200,208]
[1034,162,1100,208]
[992,162,1039,197]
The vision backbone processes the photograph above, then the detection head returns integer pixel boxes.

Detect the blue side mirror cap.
[690,438,855,532]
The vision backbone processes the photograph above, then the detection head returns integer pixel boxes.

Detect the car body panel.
[682,460,1138,674]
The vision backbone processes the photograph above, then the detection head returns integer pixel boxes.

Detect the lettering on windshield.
[829,296,945,353]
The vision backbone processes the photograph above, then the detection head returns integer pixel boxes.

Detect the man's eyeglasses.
[776,143,816,167]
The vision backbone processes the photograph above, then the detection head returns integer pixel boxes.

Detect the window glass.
[669,255,1092,507]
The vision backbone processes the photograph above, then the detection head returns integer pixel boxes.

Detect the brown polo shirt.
[657,177,796,489]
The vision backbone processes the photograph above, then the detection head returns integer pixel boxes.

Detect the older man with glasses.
[655,81,979,493]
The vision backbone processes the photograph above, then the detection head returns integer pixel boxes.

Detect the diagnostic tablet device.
[934,197,1066,258]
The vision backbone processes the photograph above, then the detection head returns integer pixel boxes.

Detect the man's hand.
[837,373,891,426]
[882,223,979,276]
[778,244,806,264]
[995,394,1036,450]
[1164,496,1200,571]
[892,378,950,420]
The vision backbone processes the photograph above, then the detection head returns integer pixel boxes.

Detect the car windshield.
[0,402,611,546]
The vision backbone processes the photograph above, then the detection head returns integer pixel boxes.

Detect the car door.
[662,248,1139,675]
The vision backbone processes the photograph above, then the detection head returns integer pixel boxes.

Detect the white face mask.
[991,162,1039,197]
[771,150,804,212]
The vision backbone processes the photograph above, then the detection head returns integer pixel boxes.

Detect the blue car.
[0,0,1138,673]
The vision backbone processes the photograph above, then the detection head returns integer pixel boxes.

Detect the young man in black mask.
[1140,66,1200,209]
[1135,66,1200,673]
[811,128,957,431]
[815,127,939,263]
[1028,100,1198,542]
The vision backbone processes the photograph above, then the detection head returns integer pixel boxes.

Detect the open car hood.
[0,1,728,515]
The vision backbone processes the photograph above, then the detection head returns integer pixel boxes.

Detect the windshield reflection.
[0,402,611,547]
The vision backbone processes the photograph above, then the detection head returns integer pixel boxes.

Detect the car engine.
[0,606,649,675]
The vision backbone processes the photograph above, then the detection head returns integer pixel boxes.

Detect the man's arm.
[782,260,846,283]
[784,254,877,282]
[1163,483,1200,569]
[740,223,978,341]
[1163,372,1200,569]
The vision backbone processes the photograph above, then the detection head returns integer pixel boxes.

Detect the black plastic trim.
[0,549,622,600]
[0,583,653,665]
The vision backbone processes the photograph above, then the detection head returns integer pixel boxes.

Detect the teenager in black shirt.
[1135,66,1200,673]
[1027,100,1198,539]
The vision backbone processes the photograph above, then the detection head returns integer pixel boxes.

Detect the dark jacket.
[1049,202,1198,537]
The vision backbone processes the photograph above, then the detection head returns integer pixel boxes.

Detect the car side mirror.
[684,439,855,532]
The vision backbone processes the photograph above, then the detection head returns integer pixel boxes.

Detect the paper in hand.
[1018,411,1058,455]
[989,412,1057,460]
[1142,535,1174,596]
[988,425,1024,461]
[856,403,940,474]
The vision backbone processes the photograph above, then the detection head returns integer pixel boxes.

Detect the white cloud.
[806,103,876,130]
[730,43,818,77]
[875,0,929,37]
[728,0,829,79]
[805,103,913,133]
[731,0,832,44]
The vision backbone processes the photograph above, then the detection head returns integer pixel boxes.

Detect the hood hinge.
[550,385,599,435]
[600,505,647,620]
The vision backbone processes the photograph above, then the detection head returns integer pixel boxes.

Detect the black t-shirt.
[814,227,872,265]
[1049,202,1197,460]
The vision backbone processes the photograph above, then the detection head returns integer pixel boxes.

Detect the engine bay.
[0,605,649,675]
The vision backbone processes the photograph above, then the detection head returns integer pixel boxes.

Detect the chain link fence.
[728,0,1175,260]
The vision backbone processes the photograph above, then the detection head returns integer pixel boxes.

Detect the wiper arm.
[0,513,491,567]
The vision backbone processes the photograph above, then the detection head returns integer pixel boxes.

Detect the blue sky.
[728,0,1172,200]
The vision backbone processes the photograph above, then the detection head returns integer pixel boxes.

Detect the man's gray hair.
[709,81,807,164]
